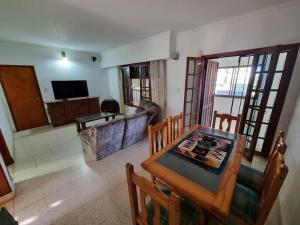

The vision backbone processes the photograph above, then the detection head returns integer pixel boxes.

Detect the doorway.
[183,44,299,161]
[0,65,48,131]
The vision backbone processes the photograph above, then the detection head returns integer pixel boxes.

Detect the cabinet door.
[78,100,90,116]
[64,103,79,122]
[89,99,100,114]
[48,105,66,126]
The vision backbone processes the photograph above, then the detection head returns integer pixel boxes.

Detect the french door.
[183,44,299,161]
[183,57,203,130]
[240,45,299,160]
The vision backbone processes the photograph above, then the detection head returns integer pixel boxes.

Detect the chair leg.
[198,208,206,225]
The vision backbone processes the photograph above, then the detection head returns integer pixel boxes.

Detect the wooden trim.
[198,57,208,124]
[121,61,150,67]
[0,165,11,197]
[0,192,14,205]
[0,130,14,166]
[183,58,191,128]
[0,65,49,131]
[202,44,299,59]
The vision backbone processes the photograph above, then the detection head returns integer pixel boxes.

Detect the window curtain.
[150,60,166,120]
[200,60,219,127]
[118,66,126,115]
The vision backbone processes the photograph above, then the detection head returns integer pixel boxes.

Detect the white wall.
[107,67,121,102]
[280,90,300,224]
[0,40,111,131]
[101,31,173,68]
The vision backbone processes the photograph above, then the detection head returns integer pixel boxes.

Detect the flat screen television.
[51,80,89,100]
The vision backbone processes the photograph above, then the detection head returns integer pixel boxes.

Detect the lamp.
[61,51,68,62]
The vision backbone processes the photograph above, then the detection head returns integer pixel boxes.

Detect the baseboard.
[0,192,14,205]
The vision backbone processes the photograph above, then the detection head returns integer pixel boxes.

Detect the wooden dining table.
[141,125,246,217]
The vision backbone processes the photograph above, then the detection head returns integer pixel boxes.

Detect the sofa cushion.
[123,113,148,148]
[94,118,126,160]
[135,106,145,114]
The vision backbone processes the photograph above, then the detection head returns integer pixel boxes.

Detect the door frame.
[0,65,49,131]
[197,43,299,159]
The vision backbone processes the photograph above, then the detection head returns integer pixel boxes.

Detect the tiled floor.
[1,122,281,225]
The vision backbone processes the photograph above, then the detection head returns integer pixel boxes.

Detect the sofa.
[135,100,160,126]
[79,112,148,161]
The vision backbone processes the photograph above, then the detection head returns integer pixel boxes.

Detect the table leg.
[76,121,81,133]
[82,122,87,130]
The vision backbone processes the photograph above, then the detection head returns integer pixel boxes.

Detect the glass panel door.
[240,44,299,160]
[241,52,276,161]
[183,57,203,130]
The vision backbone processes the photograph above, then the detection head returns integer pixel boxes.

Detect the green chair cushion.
[230,183,261,224]
[237,164,264,194]
[147,190,200,225]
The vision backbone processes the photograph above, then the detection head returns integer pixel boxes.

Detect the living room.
[0,0,300,225]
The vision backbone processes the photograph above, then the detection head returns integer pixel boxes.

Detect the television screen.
[51,80,89,100]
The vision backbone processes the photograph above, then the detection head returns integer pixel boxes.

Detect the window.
[122,63,151,106]
[215,66,251,97]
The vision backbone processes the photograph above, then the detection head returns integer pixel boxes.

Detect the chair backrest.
[126,163,180,225]
[168,113,184,143]
[256,151,288,225]
[148,119,168,156]
[211,110,241,134]
[264,131,286,175]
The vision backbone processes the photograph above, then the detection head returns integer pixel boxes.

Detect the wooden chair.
[237,131,286,194]
[209,150,288,225]
[126,163,202,225]
[168,112,184,143]
[264,131,286,175]
[211,111,241,134]
[148,119,169,156]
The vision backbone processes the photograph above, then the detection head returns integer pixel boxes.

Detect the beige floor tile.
[14,199,51,225]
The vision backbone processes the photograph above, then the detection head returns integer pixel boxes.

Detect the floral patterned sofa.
[79,112,148,162]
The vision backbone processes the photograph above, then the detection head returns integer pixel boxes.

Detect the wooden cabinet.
[46,97,100,127]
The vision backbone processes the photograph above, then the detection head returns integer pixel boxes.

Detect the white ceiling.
[0,0,294,52]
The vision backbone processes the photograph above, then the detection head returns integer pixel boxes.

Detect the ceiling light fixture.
[61,51,68,62]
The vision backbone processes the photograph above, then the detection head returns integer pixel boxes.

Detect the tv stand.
[46,97,100,127]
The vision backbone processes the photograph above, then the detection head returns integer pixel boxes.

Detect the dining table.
[141,124,246,217]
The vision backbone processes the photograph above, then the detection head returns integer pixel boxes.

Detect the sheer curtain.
[117,66,126,115]
[150,60,166,120]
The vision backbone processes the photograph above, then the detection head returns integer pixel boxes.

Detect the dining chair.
[208,150,288,225]
[126,163,202,225]
[168,112,184,143]
[211,111,241,134]
[148,119,169,156]
[237,131,286,194]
